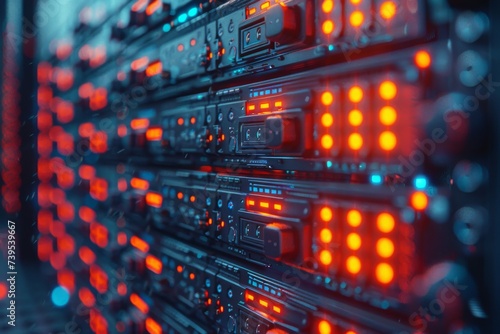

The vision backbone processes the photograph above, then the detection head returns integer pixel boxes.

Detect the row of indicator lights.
[247,198,283,211]
[321,0,398,34]
[247,1,272,17]
[319,81,399,151]
[245,290,282,314]
[246,100,283,114]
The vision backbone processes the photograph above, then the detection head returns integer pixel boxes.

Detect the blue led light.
[414,176,428,189]
[178,13,188,23]
[326,161,333,168]
[188,7,198,17]
[370,174,383,185]
[163,24,171,32]
[51,286,70,307]
[328,45,334,51]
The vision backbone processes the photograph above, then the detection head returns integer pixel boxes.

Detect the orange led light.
[131,236,150,253]
[145,317,162,334]
[177,192,184,200]
[146,127,163,141]
[273,305,281,313]
[261,1,270,10]
[248,104,256,111]
[146,255,163,274]
[130,293,149,314]
[131,178,149,190]
[190,117,196,124]
[379,81,397,100]
[348,86,363,103]
[320,228,333,243]
[190,195,196,202]
[415,50,432,69]
[376,263,394,284]
[260,103,270,109]
[260,201,270,208]
[322,20,334,34]
[320,206,333,222]
[376,238,395,258]
[348,133,363,150]
[411,191,428,210]
[321,113,334,127]
[176,265,183,273]
[380,1,397,20]
[248,7,256,15]
[145,0,161,16]
[321,134,334,149]
[146,192,163,208]
[346,331,358,334]
[348,109,363,126]
[189,273,195,280]
[274,203,282,210]
[347,209,362,227]
[379,106,397,126]
[318,320,332,334]
[247,199,255,206]
[319,249,332,265]
[346,255,361,274]
[349,11,364,27]
[177,118,184,126]
[275,101,283,108]
[259,299,269,307]
[377,213,395,233]
[131,118,150,130]
[245,292,255,301]
[379,131,397,151]
[346,233,362,250]
[321,91,334,106]
[322,0,334,13]
[350,0,361,4]
[146,61,162,77]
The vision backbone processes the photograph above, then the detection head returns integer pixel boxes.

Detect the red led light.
[146,255,163,274]
[132,0,148,12]
[58,269,75,293]
[131,178,150,190]
[130,293,149,314]
[131,118,150,130]
[58,234,75,256]
[145,317,162,334]
[50,252,66,270]
[131,236,150,253]
[131,56,149,70]
[146,192,163,208]
[145,0,162,16]
[79,165,96,180]
[117,282,127,296]
[79,206,96,223]
[146,61,163,77]
[146,127,163,141]
[79,287,95,307]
